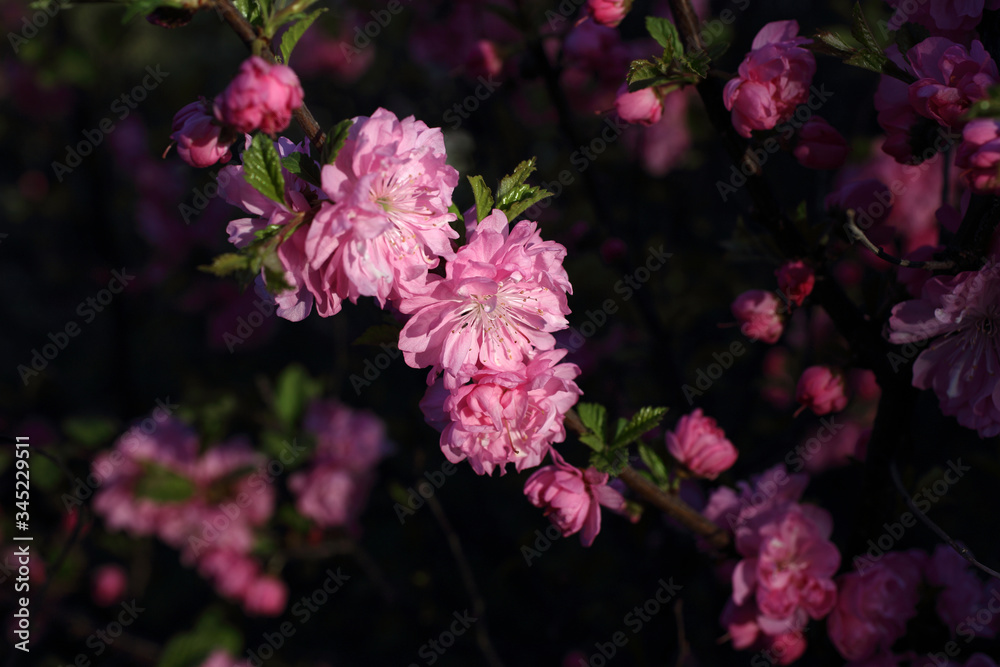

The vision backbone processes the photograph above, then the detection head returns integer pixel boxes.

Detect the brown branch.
[211,0,326,150]
[844,213,955,270]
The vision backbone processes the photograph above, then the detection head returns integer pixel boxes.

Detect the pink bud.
[956,118,1000,195]
[793,117,849,170]
[586,0,631,28]
[170,100,235,168]
[214,56,304,135]
[731,290,783,344]
[91,564,128,607]
[795,365,848,416]
[614,83,663,126]
[243,575,288,616]
[464,39,504,80]
[665,409,738,479]
[775,260,815,307]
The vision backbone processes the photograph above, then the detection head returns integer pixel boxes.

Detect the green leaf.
[62,416,118,447]
[812,29,854,56]
[576,403,607,442]
[321,118,354,165]
[121,0,166,23]
[243,133,286,206]
[274,364,319,428]
[646,16,684,60]
[492,158,553,221]
[627,59,662,87]
[279,8,327,64]
[448,203,465,224]
[612,406,669,449]
[158,609,242,667]
[495,158,537,202]
[844,49,890,75]
[353,323,403,347]
[134,464,195,503]
[637,442,670,485]
[467,175,494,223]
[199,252,252,278]
[281,151,322,187]
[850,3,882,52]
[579,433,605,452]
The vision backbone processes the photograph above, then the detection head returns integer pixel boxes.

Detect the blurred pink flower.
[91,564,128,607]
[956,118,1000,194]
[665,408,738,480]
[732,290,784,343]
[587,0,631,27]
[243,575,288,616]
[794,117,849,170]
[775,260,815,307]
[796,366,848,416]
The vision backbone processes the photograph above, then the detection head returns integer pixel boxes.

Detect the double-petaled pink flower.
[214,56,304,135]
[907,38,998,130]
[732,290,784,343]
[793,117,849,170]
[421,350,581,476]
[665,408,738,479]
[827,550,925,662]
[956,118,1000,194]
[795,366,848,416]
[523,454,626,546]
[170,100,236,168]
[888,260,1000,437]
[397,208,572,386]
[723,20,816,138]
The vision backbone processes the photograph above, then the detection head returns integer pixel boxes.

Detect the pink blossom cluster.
[92,417,285,615]
[288,399,393,530]
[407,209,580,476]
[705,465,840,663]
[723,21,816,138]
[885,0,1000,42]
[170,56,303,168]
[219,109,459,321]
[888,259,1000,437]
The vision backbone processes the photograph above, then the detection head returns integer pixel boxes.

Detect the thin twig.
[890,460,1000,581]
[212,0,326,149]
[425,494,506,667]
[844,212,955,270]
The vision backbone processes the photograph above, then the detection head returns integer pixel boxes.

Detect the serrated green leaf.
[279,8,326,64]
[612,406,668,449]
[321,118,354,165]
[199,253,253,278]
[353,323,403,347]
[627,59,662,87]
[844,49,889,75]
[496,158,537,201]
[467,175,494,223]
[134,464,195,503]
[576,403,607,441]
[243,134,286,205]
[646,16,684,61]
[812,29,854,55]
[281,151,322,187]
[638,442,670,485]
[232,0,252,18]
[851,3,882,52]
[579,433,605,452]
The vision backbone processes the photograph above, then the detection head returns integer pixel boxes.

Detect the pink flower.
[91,564,128,607]
[199,650,252,667]
[775,260,815,307]
[197,549,259,600]
[629,88,694,176]
[886,0,993,41]
[422,350,582,476]
[464,39,504,80]
[907,38,998,130]
[665,409,738,479]
[397,208,572,386]
[306,108,460,310]
[926,544,995,637]
[586,0,631,27]
[703,464,809,537]
[170,100,234,168]
[827,550,925,662]
[723,21,816,138]
[956,118,1000,194]
[523,456,626,546]
[303,399,393,471]
[731,290,784,343]
[796,366,848,416]
[214,56,304,134]
[243,575,288,616]
[288,465,373,529]
[794,117,849,170]
[888,261,1000,437]
[614,83,663,126]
